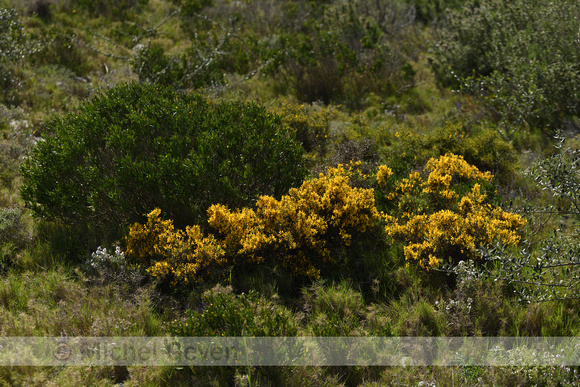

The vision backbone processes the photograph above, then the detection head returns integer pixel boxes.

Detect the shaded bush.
[24,0,53,22]
[268,0,418,109]
[20,83,306,243]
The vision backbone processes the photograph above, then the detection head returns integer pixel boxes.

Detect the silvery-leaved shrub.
[85,246,144,287]
[0,7,37,101]
[0,206,29,271]
[88,246,127,272]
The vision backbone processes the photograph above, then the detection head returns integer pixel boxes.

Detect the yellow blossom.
[385,153,526,269]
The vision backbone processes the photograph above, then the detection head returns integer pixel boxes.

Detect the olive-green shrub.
[20,83,306,241]
[170,285,298,337]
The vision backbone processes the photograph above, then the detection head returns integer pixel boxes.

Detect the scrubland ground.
[0,0,579,385]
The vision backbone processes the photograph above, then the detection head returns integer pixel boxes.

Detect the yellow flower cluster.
[326,160,371,182]
[376,165,394,187]
[125,208,225,284]
[125,154,526,282]
[423,153,493,206]
[125,165,380,283]
[383,154,525,269]
[209,164,380,278]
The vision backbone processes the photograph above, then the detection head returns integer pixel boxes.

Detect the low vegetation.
[0,0,579,385]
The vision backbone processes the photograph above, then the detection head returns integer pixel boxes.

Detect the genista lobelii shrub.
[126,155,526,285]
[20,83,305,242]
[125,164,381,285]
[379,153,526,269]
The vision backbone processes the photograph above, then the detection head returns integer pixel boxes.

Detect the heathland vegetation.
[0,0,579,385]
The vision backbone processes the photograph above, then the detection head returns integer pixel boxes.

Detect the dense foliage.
[20,83,306,241]
[431,0,580,131]
[0,0,579,384]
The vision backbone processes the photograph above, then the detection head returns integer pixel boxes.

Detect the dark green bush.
[405,0,465,24]
[20,83,306,242]
[24,0,53,22]
[431,0,580,131]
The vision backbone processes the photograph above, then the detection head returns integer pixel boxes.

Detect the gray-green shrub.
[0,7,37,100]
[431,0,580,131]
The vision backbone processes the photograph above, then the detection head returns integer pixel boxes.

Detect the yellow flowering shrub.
[208,164,380,278]
[125,208,225,284]
[376,165,394,187]
[125,154,526,284]
[423,153,493,208]
[125,165,380,283]
[381,154,525,269]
